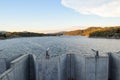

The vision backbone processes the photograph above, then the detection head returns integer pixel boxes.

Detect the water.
[0,36,120,60]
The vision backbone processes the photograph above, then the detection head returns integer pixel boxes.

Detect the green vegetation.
[0,32,59,39]
[64,27,102,36]
[1,26,120,39]
[64,26,120,39]
[89,26,120,39]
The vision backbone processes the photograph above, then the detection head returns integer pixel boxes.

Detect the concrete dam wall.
[0,52,120,80]
[0,54,36,80]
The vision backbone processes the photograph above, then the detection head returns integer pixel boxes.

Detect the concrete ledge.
[10,54,29,67]
[0,68,13,79]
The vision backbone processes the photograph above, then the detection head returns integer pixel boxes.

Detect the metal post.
[46,48,50,59]
[91,49,99,80]
[91,49,99,57]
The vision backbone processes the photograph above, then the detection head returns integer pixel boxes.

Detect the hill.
[64,26,120,39]
[89,26,120,39]
[64,27,102,36]
[0,31,59,39]
[1,26,120,39]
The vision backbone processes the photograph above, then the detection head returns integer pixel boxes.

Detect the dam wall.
[36,55,59,80]
[0,58,7,75]
[29,54,37,80]
[109,52,120,80]
[66,54,75,80]
[58,54,67,80]
[0,54,36,80]
[0,52,120,80]
[75,53,109,80]
[58,53,109,80]
[0,54,22,75]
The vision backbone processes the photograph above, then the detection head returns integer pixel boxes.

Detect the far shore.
[0,35,120,40]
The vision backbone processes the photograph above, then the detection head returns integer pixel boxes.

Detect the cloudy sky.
[0,0,120,33]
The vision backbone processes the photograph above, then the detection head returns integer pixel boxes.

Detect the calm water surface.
[0,36,120,59]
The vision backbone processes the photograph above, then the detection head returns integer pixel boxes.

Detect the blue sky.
[0,0,120,33]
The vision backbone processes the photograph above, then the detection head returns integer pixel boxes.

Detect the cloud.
[61,0,120,17]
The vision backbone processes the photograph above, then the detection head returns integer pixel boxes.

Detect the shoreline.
[89,36,120,39]
[0,35,120,40]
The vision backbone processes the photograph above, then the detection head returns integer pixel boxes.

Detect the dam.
[0,51,120,80]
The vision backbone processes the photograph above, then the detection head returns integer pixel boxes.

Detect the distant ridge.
[64,27,102,36]
[64,26,120,39]
[0,31,61,39]
[89,26,120,39]
[1,26,120,39]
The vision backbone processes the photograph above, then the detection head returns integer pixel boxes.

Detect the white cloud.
[61,0,120,17]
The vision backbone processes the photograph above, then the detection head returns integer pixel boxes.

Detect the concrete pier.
[75,53,109,80]
[58,54,67,80]
[58,54,76,80]
[58,53,109,80]
[0,54,36,80]
[36,55,59,80]
[109,52,120,80]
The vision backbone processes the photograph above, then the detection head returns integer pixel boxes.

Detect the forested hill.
[0,32,59,39]
[64,26,120,39]
[64,27,102,36]
[89,26,120,39]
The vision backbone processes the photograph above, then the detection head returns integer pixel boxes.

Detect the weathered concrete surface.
[0,54,30,80]
[0,54,22,70]
[58,54,67,80]
[10,54,29,80]
[109,52,120,80]
[29,54,37,80]
[34,53,109,80]
[37,55,59,80]
[0,53,109,80]
[75,53,109,80]
[0,58,7,75]
[96,55,109,80]
[6,54,22,69]
[75,54,86,80]
[36,54,75,80]
[66,54,75,80]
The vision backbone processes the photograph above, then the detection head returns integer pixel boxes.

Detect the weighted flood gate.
[36,53,109,80]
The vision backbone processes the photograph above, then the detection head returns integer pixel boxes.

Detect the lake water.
[0,36,120,60]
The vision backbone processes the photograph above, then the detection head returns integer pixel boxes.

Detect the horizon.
[0,0,120,33]
[1,26,120,34]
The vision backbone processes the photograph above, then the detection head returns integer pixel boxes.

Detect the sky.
[0,0,120,33]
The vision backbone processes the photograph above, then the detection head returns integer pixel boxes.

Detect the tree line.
[0,32,59,39]
[89,26,120,39]
[64,27,102,36]
[64,26,120,39]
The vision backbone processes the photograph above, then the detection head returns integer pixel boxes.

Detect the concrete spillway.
[0,52,120,80]
[58,53,108,80]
